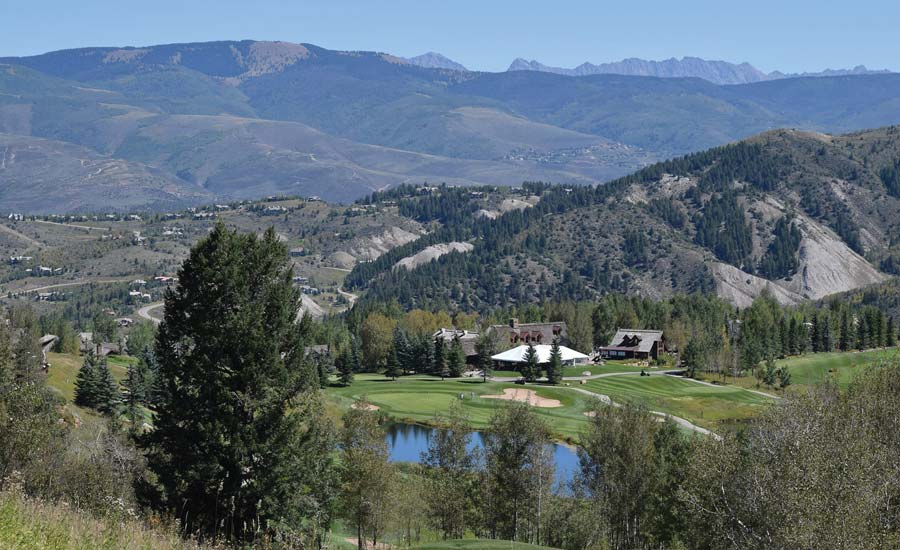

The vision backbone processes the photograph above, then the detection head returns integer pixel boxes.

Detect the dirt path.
[8,277,133,296]
[32,219,109,232]
[0,223,43,248]
[137,302,164,325]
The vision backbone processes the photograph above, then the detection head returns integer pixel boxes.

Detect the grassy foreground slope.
[0,489,196,550]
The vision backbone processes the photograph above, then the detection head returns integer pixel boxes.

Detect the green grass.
[581,375,774,431]
[327,374,594,442]
[562,363,661,377]
[776,348,899,388]
[0,489,196,549]
[698,348,899,393]
[496,363,664,378]
[46,352,130,403]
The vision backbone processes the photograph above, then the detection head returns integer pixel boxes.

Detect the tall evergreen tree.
[73,349,100,408]
[788,317,800,355]
[139,224,335,542]
[0,321,12,389]
[337,348,355,386]
[839,309,854,352]
[476,332,496,382]
[93,356,119,415]
[385,345,402,380]
[447,337,465,378]
[546,338,563,385]
[433,337,446,377]
[521,342,540,382]
[888,317,896,348]
[857,314,869,351]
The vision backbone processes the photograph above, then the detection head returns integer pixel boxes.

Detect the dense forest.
[3,224,900,549]
[342,127,900,312]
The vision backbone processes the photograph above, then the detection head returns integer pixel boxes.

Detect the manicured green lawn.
[698,348,899,393]
[776,348,899,388]
[497,363,664,378]
[327,374,594,442]
[562,363,663,377]
[581,375,774,431]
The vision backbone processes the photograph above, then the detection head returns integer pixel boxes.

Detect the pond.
[385,423,580,487]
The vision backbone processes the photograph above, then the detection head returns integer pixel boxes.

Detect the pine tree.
[385,345,402,380]
[74,350,100,408]
[393,329,412,373]
[762,357,778,388]
[337,348,355,386]
[857,314,869,351]
[839,309,853,351]
[0,321,12,389]
[788,317,800,355]
[139,224,335,541]
[122,356,151,422]
[476,332,495,382]
[522,342,540,382]
[433,338,446,377]
[447,337,465,378]
[93,356,119,415]
[888,317,896,348]
[546,338,563,384]
[779,316,789,358]
[777,366,792,389]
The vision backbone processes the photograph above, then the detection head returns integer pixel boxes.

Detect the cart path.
[671,374,781,399]
[559,384,723,440]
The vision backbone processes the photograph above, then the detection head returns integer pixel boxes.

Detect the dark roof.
[603,329,664,354]
[433,328,479,357]
[488,320,567,349]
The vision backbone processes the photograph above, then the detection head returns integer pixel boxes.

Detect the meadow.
[697,347,899,393]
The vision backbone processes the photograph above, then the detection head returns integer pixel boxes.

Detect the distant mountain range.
[506,56,892,85]
[2,40,900,212]
[405,52,468,71]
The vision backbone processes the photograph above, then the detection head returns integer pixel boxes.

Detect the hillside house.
[433,328,480,364]
[488,318,569,349]
[598,329,665,360]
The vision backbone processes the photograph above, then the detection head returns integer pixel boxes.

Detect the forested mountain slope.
[346,126,900,310]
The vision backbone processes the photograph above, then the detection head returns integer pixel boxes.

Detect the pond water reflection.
[385,422,580,487]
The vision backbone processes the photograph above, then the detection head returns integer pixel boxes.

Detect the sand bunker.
[482,388,562,408]
[351,402,380,411]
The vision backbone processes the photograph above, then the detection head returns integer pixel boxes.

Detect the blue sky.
[4,0,898,73]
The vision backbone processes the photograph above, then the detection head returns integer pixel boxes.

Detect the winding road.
[137,302,164,325]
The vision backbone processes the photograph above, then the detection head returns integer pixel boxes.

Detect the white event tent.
[491,344,590,366]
